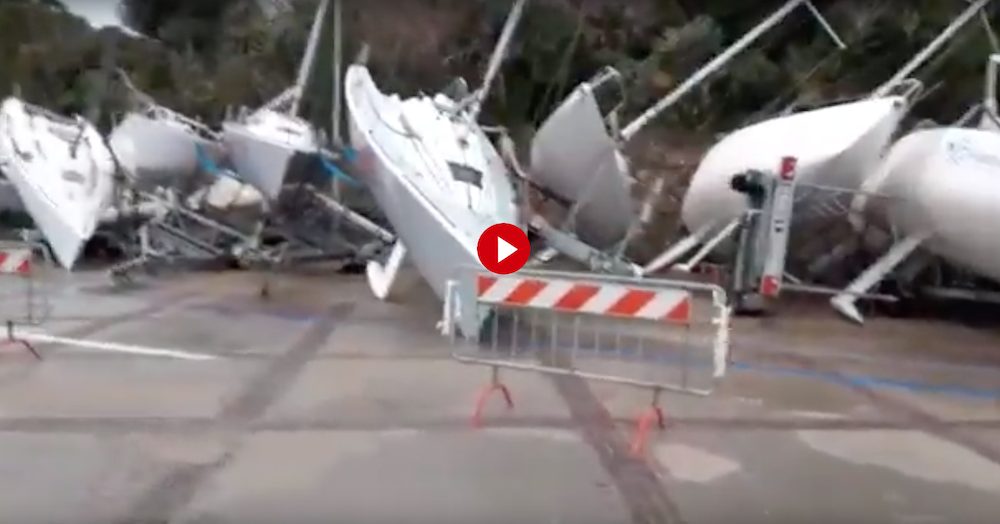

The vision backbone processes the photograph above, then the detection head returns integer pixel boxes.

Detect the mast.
[291,0,332,116]
[331,0,344,145]
[620,0,844,142]
[468,0,530,122]
[871,0,992,98]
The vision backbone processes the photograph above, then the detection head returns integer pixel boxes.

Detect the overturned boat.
[221,0,330,200]
[222,106,321,200]
[832,126,1000,322]
[108,71,225,192]
[832,53,1000,322]
[635,0,994,276]
[530,67,634,251]
[0,97,115,268]
[343,0,525,311]
[524,0,847,271]
[344,69,520,300]
[681,95,908,244]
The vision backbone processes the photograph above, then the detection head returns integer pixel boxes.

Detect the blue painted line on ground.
[473,342,1000,401]
[729,360,1000,401]
[735,337,1000,375]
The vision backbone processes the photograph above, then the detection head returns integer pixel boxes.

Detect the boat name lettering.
[946,138,1000,169]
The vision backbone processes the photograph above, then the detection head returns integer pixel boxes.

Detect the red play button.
[477,223,530,274]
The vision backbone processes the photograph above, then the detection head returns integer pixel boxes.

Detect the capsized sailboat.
[530,67,633,250]
[645,0,992,273]
[528,0,846,266]
[221,0,331,200]
[831,52,1000,322]
[680,95,908,243]
[343,0,526,314]
[108,71,225,192]
[0,97,115,268]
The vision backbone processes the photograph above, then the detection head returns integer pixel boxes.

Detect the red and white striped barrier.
[0,248,31,275]
[476,274,692,324]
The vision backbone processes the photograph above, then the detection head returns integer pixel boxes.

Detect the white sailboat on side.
[0,97,116,268]
[221,0,331,200]
[108,70,226,192]
[344,0,526,318]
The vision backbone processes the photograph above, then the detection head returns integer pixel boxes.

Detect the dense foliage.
[1,0,998,135]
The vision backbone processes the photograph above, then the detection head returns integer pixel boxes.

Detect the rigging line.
[980,7,1000,53]
[532,8,588,126]
[906,17,985,94]
[397,111,450,194]
[742,0,893,123]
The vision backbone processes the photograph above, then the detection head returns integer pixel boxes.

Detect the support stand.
[5,320,41,360]
[471,365,514,428]
[629,388,666,457]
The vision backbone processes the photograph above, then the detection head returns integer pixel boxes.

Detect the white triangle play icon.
[497,236,517,263]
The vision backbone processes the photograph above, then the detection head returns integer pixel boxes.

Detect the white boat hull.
[344,65,519,303]
[0,98,115,269]
[222,107,322,200]
[681,96,908,249]
[222,122,300,200]
[531,79,633,249]
[869,127,1000,283]
[109,112,223,190]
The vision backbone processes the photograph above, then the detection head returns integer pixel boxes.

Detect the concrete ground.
[0,267,998,524]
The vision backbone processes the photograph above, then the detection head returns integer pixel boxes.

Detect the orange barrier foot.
[629,404,666,457]
[471,367,514,428]
[4,321,41,360]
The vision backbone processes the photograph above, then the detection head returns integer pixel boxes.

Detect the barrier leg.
[471,365,514,428]
[630,388,666,457]
[5,320,41,361]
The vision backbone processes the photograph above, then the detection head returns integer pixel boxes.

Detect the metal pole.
[803,0,847,50]
[985,54,1000,117]
[469,0,530,122]
[291,0,332,117]
[871,0,992,98]
[621,0,809,142]
[332,0,343,146]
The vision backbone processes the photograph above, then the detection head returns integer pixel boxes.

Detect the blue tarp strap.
[196,144,245,183]
[320,150,360,187]
[195,144,223,176]
[341,146,358,163]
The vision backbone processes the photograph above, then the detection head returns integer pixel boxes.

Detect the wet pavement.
[0,267,998,523]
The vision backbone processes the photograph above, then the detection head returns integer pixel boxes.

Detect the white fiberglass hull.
[221,111,319,200]
[681,96,908,243]
[531,78,633,249]
[0,98,115,269]
[109,112,223,190]
[344,65,519,302]
[869,127,1000,283]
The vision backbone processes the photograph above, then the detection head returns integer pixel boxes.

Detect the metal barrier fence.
[441,266,731,456]
[0,238,50,360]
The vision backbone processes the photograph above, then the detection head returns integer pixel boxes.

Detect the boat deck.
[0,267,998,523]
[350,67,517,244]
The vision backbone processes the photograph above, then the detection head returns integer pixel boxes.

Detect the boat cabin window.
[62,170,86,184]
[447,161,482,188]
[278,125,303,136]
